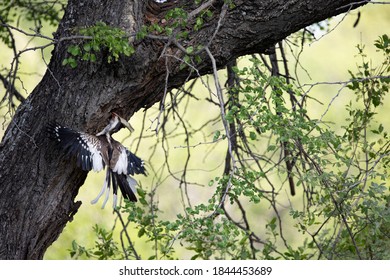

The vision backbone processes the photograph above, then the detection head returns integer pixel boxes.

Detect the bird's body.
[48,114,145,208]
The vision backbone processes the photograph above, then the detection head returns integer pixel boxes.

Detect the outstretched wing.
[47,122,105,172]
[126,150,146,175]
[110,140,146,176]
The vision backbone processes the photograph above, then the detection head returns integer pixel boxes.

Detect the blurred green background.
[0,3,389,259]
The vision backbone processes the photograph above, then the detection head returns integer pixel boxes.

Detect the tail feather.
[92,171,137,208]
[127,176,138,197]
[101,180,111,209]
[114,173,137,203]
[91,168,111,207]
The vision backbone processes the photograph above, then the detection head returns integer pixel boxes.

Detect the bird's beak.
[113,112,134,133]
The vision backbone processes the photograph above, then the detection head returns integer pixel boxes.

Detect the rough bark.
[0,0,366,259]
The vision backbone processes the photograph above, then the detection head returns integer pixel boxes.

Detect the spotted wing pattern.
[48,121,146,208]
[126,150,146,175]
[47,122,105,172]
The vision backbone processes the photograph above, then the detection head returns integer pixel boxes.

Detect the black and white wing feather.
[48,121,146,209]
[126,150,146,175]
[48,122,105,172]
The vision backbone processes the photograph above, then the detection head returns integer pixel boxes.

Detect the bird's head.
[111,112,134,134]
[96,112,134,136]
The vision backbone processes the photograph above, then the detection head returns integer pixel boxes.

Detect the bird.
[47,112,146,208]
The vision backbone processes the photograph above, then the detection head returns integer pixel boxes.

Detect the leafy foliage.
[70,225,122,260]
[62,21,135,68]
[0,0,65,47]
[68,34,390,260]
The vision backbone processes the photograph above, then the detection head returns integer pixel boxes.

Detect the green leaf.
[81,53,90,61]
[186,46,194,54]
[64,57,77,68]
[90,53,97,62]
[62,58,68,66]
[267,144,277,151]
[194,17,203,31]
[165,27,173,36]
[213,130,221,141]
[67,45,80,56]
[83,43,91,52]
[138,227,146,238]
[71,240,77,251]
[378,124,384,133]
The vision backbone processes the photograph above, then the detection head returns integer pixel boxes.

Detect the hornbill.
[48,113,146,208]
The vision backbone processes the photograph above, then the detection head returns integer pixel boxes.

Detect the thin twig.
[114,209,140,260]
[205,46,236,214]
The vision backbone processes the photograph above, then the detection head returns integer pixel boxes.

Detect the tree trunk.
[0,0,366,259]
